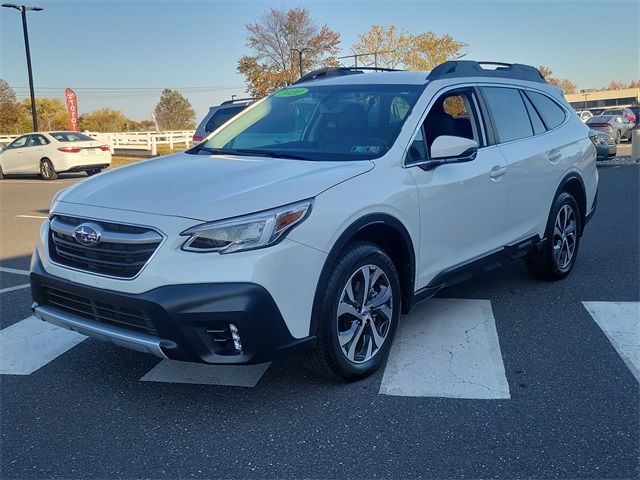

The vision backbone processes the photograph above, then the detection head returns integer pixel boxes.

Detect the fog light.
[229,323,242,352]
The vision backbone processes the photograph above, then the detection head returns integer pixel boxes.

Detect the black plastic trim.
[30,252,315,365]
[428,61,546,84]
[410,234,542,309]
[309,214,416,334]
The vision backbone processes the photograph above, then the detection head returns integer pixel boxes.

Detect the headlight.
[180,199,313,254]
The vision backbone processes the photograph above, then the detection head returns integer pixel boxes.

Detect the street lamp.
[291,47,309,78]
[2,3,43,131]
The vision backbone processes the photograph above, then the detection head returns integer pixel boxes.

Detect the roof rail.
[293,66,401,85]
[427,61,546,84]
[220,97,257,105]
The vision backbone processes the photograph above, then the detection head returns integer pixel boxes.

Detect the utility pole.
[291,47,309,78]
[2,3,43,131]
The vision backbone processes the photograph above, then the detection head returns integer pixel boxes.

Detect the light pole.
[2,3,43,131]
[291,47,309,78]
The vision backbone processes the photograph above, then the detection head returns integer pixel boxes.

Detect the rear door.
[481,86,570,243]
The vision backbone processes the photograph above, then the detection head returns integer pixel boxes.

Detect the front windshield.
[193,84,424,161]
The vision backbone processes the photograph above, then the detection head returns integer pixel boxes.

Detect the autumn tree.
[18,97,67,132]
[0,80,24,134]
[154,89,196,130]
[538,66,577,94]
[352,25,410,69]
[605,80,640,90]
[79,108,128,132]
[237,7,341,97]
[353,25,464,71]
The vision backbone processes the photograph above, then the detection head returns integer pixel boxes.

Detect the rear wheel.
[0,166,4,180]
[303,242,401,381]
[525,192,580,280]
[40,159,58,180]
[86,169,102,176]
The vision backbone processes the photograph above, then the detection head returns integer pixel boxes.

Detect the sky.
[1,0,638,122]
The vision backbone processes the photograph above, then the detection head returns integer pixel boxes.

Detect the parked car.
[192,98,255,144]
[0,131,111,180]
[589,130,616,160]
[30,61,598,381]
[575,110,593,123]
[586,115,633,143]
[627,106,640,126]
[600,107,636,124]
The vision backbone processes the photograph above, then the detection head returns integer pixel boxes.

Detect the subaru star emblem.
[73,223,102,246]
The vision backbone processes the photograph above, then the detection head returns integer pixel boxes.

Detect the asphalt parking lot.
[0,164,638,479]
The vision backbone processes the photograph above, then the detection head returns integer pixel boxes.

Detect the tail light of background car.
[192,135,203,143]
[57,147,81,153]
[99,145,110,151]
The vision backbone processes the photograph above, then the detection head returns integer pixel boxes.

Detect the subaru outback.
[30,61,598,381]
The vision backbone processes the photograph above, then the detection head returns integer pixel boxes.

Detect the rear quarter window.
[526,91,567,130]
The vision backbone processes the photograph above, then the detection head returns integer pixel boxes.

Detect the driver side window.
[408,88,483,162]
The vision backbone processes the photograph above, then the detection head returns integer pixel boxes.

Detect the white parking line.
[0,316,86,375]
[16,214,48,219]
[0,284,30,294]
[583,301,640,382]
[140,359,271,387]
[379,298,511,399]
[0,266,30,276]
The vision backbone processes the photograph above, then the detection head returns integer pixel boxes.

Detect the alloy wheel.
[552,204,577,269]
[336,264,393,363]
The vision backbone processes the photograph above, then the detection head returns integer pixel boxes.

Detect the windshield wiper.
[195,146,313,161]
[233,149,314,160]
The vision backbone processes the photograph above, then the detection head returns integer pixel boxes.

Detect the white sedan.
[0,131,112,180]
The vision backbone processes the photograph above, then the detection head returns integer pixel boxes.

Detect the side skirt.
[408,234,543,311]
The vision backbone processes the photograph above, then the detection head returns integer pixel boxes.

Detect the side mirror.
[411,135,478,170]
[430,135,478,160]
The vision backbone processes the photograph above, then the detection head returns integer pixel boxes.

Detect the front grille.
[41,286,157,335]
[48,215,162,279]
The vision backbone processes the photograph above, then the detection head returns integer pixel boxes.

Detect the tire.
[614,130,621,144]
[525,192,581,281]
[40,159,58,180]
[0,166,4,180]
[303,241,401,381]
[86,169,102,176]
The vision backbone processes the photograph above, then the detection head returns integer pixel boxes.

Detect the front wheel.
[303,242,401,381]
[525,192,581,280]
[614,130,621,144]
[40,159,58,180]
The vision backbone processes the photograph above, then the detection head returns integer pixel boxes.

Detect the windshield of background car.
[196,84,424,161]
[50,132,95,142]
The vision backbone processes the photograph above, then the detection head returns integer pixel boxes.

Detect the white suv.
[30,61,598,381]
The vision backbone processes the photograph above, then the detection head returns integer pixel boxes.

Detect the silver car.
[585,115,633,143]
[192,98,255,144]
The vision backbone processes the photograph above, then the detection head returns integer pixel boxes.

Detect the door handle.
[489,165,507,179]
[548,151,562,163]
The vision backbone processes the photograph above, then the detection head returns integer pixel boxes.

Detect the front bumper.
[30,253,316,364]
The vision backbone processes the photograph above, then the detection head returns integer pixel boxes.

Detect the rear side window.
[521,93,546,135]
[526,91,566,130]
[482,87,533,143]
[205,106,245,133]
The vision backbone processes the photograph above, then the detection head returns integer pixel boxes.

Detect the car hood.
[56,152,374,221]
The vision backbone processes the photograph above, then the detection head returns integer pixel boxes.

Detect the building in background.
[565,88,640,110]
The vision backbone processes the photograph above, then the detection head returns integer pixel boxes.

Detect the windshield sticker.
[274,87,309,97]
[351,145,381,154]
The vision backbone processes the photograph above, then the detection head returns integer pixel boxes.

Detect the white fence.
[0,130,195,155]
